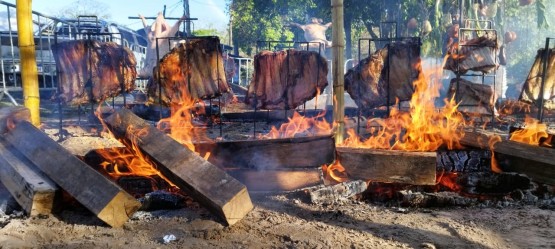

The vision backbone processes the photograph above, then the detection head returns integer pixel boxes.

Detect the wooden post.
[331,0,345,144]
[0,138,58,216]
[104,109,253,226]
[336,147,437,185]
[16,0,40,126]
[3,121,141,227]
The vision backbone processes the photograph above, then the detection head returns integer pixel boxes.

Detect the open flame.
[509,117,548,146]
[261,111,332,139]
[322,160,349,183]
[340,58,466,151]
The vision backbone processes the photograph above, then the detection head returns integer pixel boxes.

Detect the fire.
[341,58,466,151]
[509,117,548,145]
[261,111,332,139]
[488,135,503,173]
[157,98,213,152]
[322,160,349,183]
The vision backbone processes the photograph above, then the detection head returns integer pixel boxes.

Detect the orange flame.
[261,111,332,139]
[322,160,349,183]
[487,135,503,173]
[509,117,548,146]
[341,58,466,151]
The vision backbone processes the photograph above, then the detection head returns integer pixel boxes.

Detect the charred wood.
[308,180,367,205]
[436,149,491,173]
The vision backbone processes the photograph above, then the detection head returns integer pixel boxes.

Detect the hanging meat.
[448,78,496,115]
[444,36,499,75]
[148,37,230,105]
[245,49,328,110]
[519,48,555,110]
[51,40,137,105]
[344,39,421,109]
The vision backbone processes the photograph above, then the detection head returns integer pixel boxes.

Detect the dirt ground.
[0,104,554,248]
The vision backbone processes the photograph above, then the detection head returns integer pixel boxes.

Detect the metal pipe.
[16,0,40,125]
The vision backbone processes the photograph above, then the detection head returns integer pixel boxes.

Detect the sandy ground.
[0,105,554,248]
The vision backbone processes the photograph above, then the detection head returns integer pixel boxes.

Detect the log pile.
[448,78,496,114]
[444,36,498,75]
[51,40,137,105]
[519,48,555,110]
[245,49,328,110]
[344,39,421,109]
[148,37,230,105]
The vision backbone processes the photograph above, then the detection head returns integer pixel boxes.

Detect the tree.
[55,0,111,19]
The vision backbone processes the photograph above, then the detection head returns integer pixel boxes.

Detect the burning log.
[3,121,141,227]
[519,48,555,110]
[448,78,496,115]
[461,129,555,184]
[444,36,498,75]
[344,39,421,109]
[0,138,58,216]
[226,169,322,192]
[104,109,253,226]
[51,40,137,105]
[399,191,478,207]
[336,147,436,185]
[436,149,491,173]
[245,49,328,110]
[308,180,367,205]
[195,135,334,169]
[148,37,230,105]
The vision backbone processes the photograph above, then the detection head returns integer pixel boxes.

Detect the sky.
[3,0,229,31]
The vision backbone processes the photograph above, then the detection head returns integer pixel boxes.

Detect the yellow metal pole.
[16,0,40,126]
[331,0,345,144]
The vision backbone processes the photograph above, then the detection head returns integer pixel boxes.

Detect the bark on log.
[448,78,496,114]
[104,108,253,226]
[444,36,498,75]
[226,168,322,192]
[436,149,491,172]
[344,39,421,109]
[336,147,436,185]
[245,49,328,110]
[149,37,230,105]
[3,121,141,227]
[194,134,334,169]
[460,129,555,184]
[519,48,555,110]
[0,137,58,216]
[51,40,137,105]
[308,180,367,205]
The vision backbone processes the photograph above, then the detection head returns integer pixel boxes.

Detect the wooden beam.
[0,137,58,216]
[226,168,322,192]
[195,135,334,169]
[0,106,30,134]
[104,108,253,226]
[336,147,437,185]
[3,121,141,228]
[461,129,555,184]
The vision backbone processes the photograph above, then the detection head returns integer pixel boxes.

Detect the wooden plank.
[104,108,253,226]
[195,135,334,169]
[225,168,322,192]
[0,106,30,134]
[461,129,555,184]
[336,147,437,185]
[3,121,141,227]
[0,137,58,216]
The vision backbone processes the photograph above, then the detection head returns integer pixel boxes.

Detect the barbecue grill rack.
[54,16,129,141]
[535,37,555,122]
[244,40,327,137]
[451,24,499,125]
[354,36,422,135]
